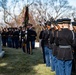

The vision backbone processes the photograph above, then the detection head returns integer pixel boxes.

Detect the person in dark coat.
[1,28,7,47]
[52,19,63,75]
[11,28,15,48]
[55,18,74,75]
[19,27,23,48]
[30,27,37,49]
[26,23,33,54]
[7,28,12,47]
[11,28,14,48]
[13,28,19,49]
[42,21,54,67]
[21,27,27,53]
[39,26,46,63]
[72,22,76,72]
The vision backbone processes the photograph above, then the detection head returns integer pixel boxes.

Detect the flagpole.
[22,0,29,53]
[23,0,34,54]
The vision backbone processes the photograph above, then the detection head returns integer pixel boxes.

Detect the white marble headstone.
[0,34,5,58]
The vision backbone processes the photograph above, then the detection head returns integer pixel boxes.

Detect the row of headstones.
[0,33,5,58]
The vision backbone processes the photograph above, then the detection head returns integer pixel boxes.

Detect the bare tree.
[0,0,75,27]
[0,0,25,26]
[71,8,76,21]
[29,0,49,25]
[30,0,72,25]
[0,0,35,26]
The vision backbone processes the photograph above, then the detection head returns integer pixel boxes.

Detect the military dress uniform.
[39,30,46,63]
[52,29,59,74]
[55,18,74,75]
[13,28,19,49]
[22,30,27,53]
[19,27,23,48]
[1,29,7,46]
[7,28,12,47]
[30,27,37,49]
[72,22,76,72]
[42,21,54,67]
[26,24,37,54]
[52,19,63,75]
[11,28,15,48]
[26,28,31,54]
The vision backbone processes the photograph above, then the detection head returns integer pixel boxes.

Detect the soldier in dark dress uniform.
[26,24,32,54]
[21,27,27,53]
[1,28,7,47]
[19,27,23,48]
[30,27,37,49]
[10,28,14,48]
[72,22,76,72]
[52,19,63,75]
[39,26,46,63]
[11,28,15,48]
[13,28,19,49]
[42,21,54,67]
[7,28,12,47]
[55,18,74,75]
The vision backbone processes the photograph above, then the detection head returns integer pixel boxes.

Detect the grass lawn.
[0,47,76,75]
[0,47,55,75]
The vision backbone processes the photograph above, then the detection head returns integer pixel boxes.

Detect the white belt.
[59,45,71,48]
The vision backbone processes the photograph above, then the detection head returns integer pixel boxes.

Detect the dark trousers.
[12,39,15,48]
[72,59,75,72]
[72,52,76,72]
[2,38,6,46]
[14,39,19,49]
[19,40,22,48]
[31,40,35,49]
[42,45,46,63]
[26,41,30,54]
[41,41,46,63]
[7,37,12,47]
[22,43,26,53]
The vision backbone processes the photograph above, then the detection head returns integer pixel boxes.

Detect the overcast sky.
[68,0,76,7]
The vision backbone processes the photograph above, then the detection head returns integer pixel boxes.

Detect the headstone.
[0,33,5,58]
[35,42,39,48]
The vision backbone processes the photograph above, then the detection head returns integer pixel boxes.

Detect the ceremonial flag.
[23,6,29,27]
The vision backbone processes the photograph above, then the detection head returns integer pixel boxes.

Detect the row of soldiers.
[39,18,76,75]
[1,23,37,54]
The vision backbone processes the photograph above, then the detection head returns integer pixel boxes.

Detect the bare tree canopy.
[0,0,76,27]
